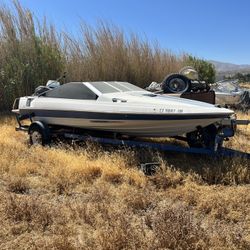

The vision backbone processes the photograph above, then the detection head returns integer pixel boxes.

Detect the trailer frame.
[14,114,250,159]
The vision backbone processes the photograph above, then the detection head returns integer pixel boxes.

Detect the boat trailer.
[63,133,250,159]
[15,114,250,160]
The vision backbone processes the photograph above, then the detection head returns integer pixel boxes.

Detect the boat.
[12,81,234,140]
[210,80,246,106]
[147,68,249,108]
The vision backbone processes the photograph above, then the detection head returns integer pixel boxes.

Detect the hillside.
[210,60,250,73]
[209,60,250,81]
[0,114,249,249]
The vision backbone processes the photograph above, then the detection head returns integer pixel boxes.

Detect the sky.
[2,0,250,64]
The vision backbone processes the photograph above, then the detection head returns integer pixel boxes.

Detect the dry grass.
[0,113,249,249]
[63,22,184,87]
[0,1,185,111]
[0,1,64,111]
[224,112,250,153]
[240,83,250,89]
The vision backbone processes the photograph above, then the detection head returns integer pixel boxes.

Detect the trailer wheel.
[29,122,50,146]
[162,73,191,93]
[186,125,217,149]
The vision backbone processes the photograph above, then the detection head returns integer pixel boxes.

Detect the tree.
[184,56,216,83]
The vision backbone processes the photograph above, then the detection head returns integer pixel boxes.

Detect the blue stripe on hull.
[22,109,229,121]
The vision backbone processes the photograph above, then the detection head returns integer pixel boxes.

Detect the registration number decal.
[159,108,183,113]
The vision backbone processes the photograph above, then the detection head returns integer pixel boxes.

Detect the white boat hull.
[13,81,235,138]
[34,116,221,137]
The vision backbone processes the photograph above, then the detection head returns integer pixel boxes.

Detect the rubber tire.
[29,122,50,146]
[202,124,217,149]
[186,125,217,149]
[162,73,191,93]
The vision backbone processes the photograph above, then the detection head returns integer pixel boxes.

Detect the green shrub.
[185,55,216,83]
[0,1,64,111]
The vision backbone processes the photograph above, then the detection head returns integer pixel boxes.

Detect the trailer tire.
[162,73,191,93]
[29,122,50,146]
[186,125,217,149]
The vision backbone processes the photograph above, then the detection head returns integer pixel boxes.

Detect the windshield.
[90,81,144,94]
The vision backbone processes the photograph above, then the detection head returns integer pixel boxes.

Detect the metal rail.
[236,120,250,125]
[64,133,250,159]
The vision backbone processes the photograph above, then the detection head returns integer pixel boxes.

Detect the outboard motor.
[33,80,60,96]
[46,80,61,89]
